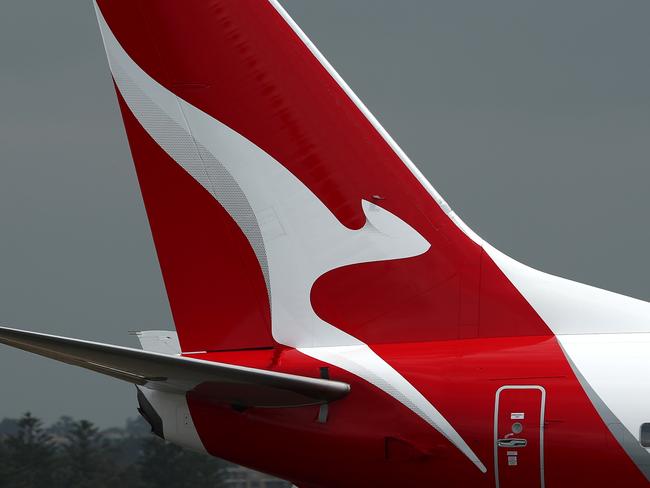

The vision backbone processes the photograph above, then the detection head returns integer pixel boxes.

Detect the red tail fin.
[94,1,548,354]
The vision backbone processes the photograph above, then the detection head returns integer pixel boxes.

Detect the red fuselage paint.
[184,338,647,488]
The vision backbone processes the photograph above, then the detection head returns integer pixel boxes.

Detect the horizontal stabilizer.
[0,326,349,408]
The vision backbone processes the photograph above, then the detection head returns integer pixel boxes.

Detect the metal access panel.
[494,386,546,488]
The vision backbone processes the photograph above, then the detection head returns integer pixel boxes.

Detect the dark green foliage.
[48,416,74,437]
[3,413,58,488]
[137,436,226,488]
[58,420,117,488]
[0,413,290,488]
[0,437,7,488]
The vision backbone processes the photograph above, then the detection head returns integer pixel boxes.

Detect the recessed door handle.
[497,438,527,448]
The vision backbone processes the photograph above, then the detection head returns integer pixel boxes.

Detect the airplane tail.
[92,0,516,354]
[7,3,650,479]
[1,2,559,473]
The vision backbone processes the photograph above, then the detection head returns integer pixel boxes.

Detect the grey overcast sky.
[0,1,649,427]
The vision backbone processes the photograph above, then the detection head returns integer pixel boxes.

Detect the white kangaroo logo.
[96,4,485,472]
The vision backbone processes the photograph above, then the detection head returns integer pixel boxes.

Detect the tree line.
[0,412,288,488]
